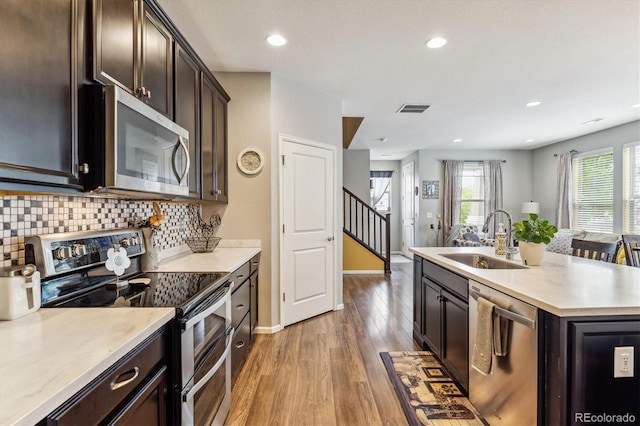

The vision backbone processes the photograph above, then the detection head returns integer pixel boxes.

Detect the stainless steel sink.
[440,253,528,269]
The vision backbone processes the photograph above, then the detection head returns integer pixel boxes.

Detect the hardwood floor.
[226,262,419,425]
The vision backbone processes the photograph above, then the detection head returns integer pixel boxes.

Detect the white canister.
[0,265,41,320]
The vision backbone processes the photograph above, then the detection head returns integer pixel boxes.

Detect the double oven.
[26,228,233,425]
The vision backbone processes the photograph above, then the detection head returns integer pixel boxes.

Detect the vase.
[518,241,546,266]
[141,227,159,270]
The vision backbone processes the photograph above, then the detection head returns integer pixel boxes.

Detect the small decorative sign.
[423,180,439,199]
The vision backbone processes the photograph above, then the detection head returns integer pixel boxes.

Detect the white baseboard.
[336,303,344,310]
[343,270,385,275]
[391,251,403,255]
[253,324,282,334]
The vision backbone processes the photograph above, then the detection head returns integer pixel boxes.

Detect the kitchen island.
[410,246,640,426]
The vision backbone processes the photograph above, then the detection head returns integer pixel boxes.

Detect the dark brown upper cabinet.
[0,0,83,192]
[201,74,229,203]
[93,0,173,117]
[174,42,201,198]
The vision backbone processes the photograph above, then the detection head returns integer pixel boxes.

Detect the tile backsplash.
[0,195,194,269]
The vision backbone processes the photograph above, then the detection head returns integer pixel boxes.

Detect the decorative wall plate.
[237,148,264,175]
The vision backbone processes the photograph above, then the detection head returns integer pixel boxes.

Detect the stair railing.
[343,187,391,274]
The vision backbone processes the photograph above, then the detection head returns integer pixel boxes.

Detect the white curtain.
[443,160,464,242]
[370,178,390,207]
[483,160,504,238]
[555,153,573,229]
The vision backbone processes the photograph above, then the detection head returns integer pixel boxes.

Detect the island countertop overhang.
[410,246,640,317]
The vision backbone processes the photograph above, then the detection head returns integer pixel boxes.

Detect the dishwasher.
[468,280,539,426]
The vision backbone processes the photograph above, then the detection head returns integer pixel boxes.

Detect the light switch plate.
[614,346,634,378]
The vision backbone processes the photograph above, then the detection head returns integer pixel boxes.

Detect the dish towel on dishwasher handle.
[491,295,513,357]
[472,297,494,375]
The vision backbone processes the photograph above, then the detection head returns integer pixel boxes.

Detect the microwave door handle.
[172,136,190,184]
[182,327,234,402]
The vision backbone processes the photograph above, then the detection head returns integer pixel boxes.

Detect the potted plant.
[512,213,558,265]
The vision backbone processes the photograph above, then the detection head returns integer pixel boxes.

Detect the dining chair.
[570,239,619,263]
[621,234,640,267]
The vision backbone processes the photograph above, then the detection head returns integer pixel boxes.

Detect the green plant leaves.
[511,213,558,244]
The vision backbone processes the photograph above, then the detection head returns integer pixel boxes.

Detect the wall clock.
[237,147,264,175]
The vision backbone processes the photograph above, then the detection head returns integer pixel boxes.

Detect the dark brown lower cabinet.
[42,328,168,426]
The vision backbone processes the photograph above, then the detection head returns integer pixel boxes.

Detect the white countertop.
[0,307,174,425]
[154,246,261,273]
[410,246,640,317]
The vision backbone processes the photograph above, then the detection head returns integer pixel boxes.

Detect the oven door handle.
[183,327,234,402]
[181,281,234,330]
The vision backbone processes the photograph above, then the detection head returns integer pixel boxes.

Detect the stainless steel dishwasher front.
[468,280,538,426]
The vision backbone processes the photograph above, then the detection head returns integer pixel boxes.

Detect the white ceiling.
[157,0,640,160]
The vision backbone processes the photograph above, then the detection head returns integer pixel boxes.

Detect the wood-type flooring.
[225,262,419,426]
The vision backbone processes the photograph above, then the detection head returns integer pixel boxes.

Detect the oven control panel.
[25,229,146,278]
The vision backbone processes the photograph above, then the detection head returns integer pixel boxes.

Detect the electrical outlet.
[614,346,634,378]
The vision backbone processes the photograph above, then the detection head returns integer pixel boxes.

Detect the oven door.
[180,281,233,426]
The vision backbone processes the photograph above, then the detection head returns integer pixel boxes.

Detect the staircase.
[343,187,391,274]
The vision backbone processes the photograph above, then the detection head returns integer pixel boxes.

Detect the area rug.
[380,351,485,425]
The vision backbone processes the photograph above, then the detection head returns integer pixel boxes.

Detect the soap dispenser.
[495,223,507,255]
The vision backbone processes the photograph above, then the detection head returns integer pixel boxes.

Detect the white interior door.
[281,135,336,327]
[402,161,415,257]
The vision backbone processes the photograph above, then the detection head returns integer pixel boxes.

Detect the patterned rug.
[380,351,485,425]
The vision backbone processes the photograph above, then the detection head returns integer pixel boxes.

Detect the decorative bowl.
[185,237,221,253]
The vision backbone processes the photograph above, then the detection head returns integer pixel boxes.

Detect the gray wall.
[370,160,402,252]
[532,120,640,233]
[416,149,534,246]
[343,149,370,202]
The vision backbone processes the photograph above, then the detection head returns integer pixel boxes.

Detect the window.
[370,171,392,212]
[623,142,640,233]
[460,162,484,226]
[572,148,613,233]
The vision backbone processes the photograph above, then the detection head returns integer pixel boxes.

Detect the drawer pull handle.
[110,367,140,391]
[236,304,245,310]
[251,262,259,266]
[236,274,245,279]
[235,341,245,349]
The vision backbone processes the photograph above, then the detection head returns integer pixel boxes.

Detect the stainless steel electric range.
[25,228,234,426]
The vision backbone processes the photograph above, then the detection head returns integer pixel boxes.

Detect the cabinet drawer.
[231,313,251,386]
[45,330,165,426]
[249,254,260,275]
[422,259,468,300]
[230,261,250,287]
[231,279,250,329]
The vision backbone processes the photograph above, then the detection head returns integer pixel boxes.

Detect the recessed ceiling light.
[452,138,462,143]
[633,104,640,108]
[525,139,535,143]
[526,101,542,107]
[426,37,447,49]
[266,34,287,46]
[380,154,392,157]
[378,137,388,143]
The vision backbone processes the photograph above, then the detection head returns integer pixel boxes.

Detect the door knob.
[327,236,334,241]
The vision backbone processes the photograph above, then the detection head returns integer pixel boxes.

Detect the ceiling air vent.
[396,104,431,113]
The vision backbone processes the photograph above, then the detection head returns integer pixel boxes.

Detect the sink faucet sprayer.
[482,209,518,260]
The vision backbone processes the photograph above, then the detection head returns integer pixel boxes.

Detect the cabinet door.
[442,289,469,390]
[201,74,215,200]
[250,274,258,335]
[213,90,228,202]
[422,278,442,357]
[0,0,82,191]
[140,4,173,117]
[106,366,168,426]
[174,43,200,198]
[413,256,424,346]
[92,0,137,92]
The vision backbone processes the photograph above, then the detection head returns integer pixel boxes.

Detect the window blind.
[572,149,614,233]
[623,142,640,233]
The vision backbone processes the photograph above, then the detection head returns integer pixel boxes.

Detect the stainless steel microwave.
[82,85,190,198]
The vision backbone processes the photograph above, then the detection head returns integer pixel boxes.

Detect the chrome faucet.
[482,209,518,260]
